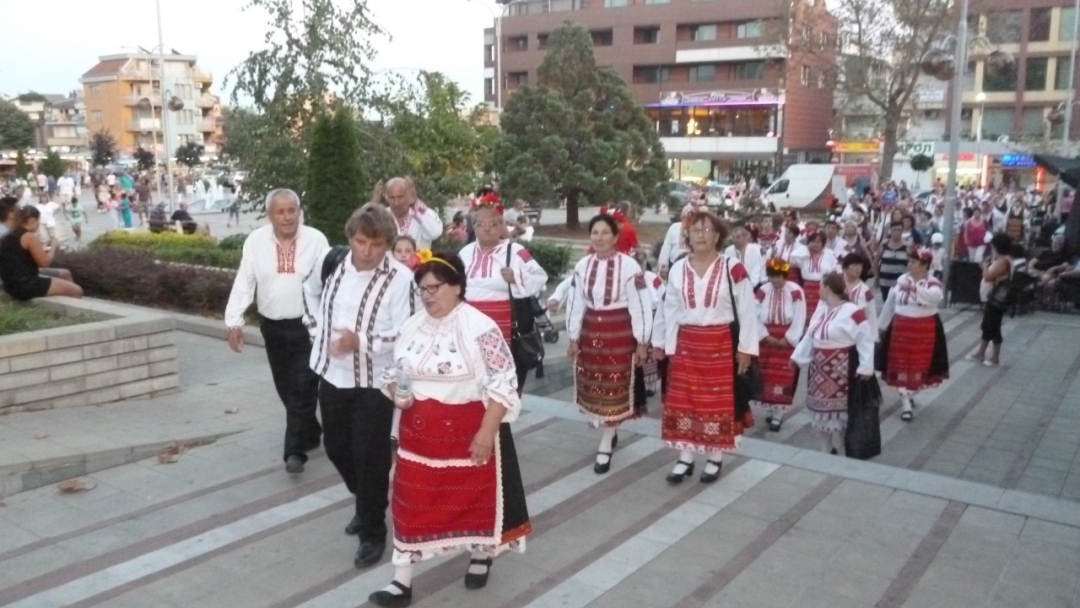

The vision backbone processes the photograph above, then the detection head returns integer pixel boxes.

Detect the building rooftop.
[81,58,129,79]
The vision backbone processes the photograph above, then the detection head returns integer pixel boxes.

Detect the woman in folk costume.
[770,223,809,285]
[458,194,549,394]
[800,231,839,320]
[790,273,876,455]
[840,251,878,337]
[752,257,807,433]
[877,246,949,422]
[566,213,653,474]
[1005,193,1028,244]
[371,251,529,607]
[651,211,758,484]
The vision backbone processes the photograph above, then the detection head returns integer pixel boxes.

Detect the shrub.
[56,247,237,317]
[92,231,218,252]
[431,234,465,253]
[523,240,572,281]
[218,233,248,250]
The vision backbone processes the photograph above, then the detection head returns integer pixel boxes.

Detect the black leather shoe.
[354,541,386,568]
[594,451,613,474]
[464,557,492,589]
[829,448,838,455]
[368,581,412,607]
[700,460,722,483]
[345,515,361,536]
[285,455,304,474]
[665,460,695,484]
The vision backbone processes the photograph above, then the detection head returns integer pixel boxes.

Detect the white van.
[763,164,876,211]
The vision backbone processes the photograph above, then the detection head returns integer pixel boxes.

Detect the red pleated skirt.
[575,307,639,425]
[662,324,740,453]
[802,281,821,322]
[469,299,512,342]
[882,315,946,391]
[754,323,799,411]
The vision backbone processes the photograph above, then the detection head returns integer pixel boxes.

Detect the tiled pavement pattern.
[0,307,1079,607]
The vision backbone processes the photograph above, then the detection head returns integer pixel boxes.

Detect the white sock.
[382,565,413,594]
[819,432,833,453]
[671,450,694,474]
[468,549,491,575]
[597,428,617,463]
[704,451,723,474]
[900,391,913,411]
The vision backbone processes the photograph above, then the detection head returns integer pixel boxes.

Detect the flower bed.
[90,231,242,269]
[0,301,93,336]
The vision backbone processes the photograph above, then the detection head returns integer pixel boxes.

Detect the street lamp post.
[919,0,1012,305]
[1055,0,1080,219]
[155,0,177,213]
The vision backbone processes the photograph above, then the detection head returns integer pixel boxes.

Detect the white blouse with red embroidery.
[755,281,807,347]
[566,252,652,344]
[791,302,875,376]
[846,279,879,336]
[459,240,549,302]
[800,249,839,281]
[653,256,760,356]
[770,238,810,269]
[877,272,943,329]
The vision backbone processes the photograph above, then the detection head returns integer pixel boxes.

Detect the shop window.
[1025,57,1048,91]
[736,21,764,39]
[983,59,1017,92]
[1030,8,1051,42]
[985,10,1022,44]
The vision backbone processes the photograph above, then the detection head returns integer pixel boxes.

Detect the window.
[817,72,826,89]
[691,24,717,41]
[689,65,716,82]
[507,72,528,88]
[507,36,528,51]
[538,34,549,49]
[800,65,811,86]
[485,44,494,63]
[603,0,627,6]
[1056,57,1073,90]
[634,66,670,83]
[634,26,660,44]
[981,108,1013,139]
[591,29,614,46]
[735,61,765,80]
[644,0,669,3]
[485,78,494,97]
[736,21,764,39]
[983,58,1018,92]
[1025,57,1048,91]
[89,85,101,98]
[91,110,103,123]
[1030,8,1051,42]
[1022,107,1045,137]
[1062,7,1078,42]
[819,31,829,50]
[985,10,1022,44]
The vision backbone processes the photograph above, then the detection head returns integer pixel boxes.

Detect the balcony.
[195,94,217,108]
[118,67,155,81]
[128,118,162,132]
[124,94,162,107]
[198,119,218,132]
[193,69,212,83]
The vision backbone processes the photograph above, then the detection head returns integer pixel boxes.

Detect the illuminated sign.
[833,140,880,153]
[1000,154,1035,167]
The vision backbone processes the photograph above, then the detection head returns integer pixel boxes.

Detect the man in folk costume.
[225,189,328,475]
[303,204,415,569]
[384,177,443,249]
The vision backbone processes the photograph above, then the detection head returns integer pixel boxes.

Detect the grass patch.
[0,303,90,336]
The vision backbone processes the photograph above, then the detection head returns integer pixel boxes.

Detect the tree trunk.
[878,117,900,180]
[566,190,580,230]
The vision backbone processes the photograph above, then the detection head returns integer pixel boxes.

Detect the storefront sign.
[654,89,783,107]
[896,141,935,157]
[938,153,976,161]
[999,154,1035,167]
[833,140,880,153]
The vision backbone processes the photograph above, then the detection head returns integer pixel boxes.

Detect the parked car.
[706,185,738,209]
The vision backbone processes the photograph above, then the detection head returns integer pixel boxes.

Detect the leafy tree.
[304,107,365,243]
[16,92,47,103]
[134,146,156,171]
[175,142,205,168]
[89,130,118,167]
[225,0,385,214]
[15,149,28,178]
[784,0,953,178]
[493,23,669,229]
[909,153,934,188]
[377,72,498,207]
[39,150,65,179]
[0,98,35,150]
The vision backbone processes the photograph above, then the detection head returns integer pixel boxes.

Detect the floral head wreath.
[470,192,504,215]
[598,205,627,223]
[910,246,934,265]
[408,249,458,274]
[765,257,791,276]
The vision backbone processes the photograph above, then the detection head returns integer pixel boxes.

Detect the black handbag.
[727,260,763,422]
[844,370,883,460]
[507,245,545,378]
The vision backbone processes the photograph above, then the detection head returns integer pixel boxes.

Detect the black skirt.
[498,422,530,537]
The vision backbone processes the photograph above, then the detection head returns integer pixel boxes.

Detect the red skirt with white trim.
[469,299,512,342]
[881,314,949,391]
[662,324,741,453]
[575,307,643,426]
[753,323,800,413]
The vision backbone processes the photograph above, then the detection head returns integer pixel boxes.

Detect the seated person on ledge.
[149,202,168,224]
[0,206,83,300]
[170,202,194,223]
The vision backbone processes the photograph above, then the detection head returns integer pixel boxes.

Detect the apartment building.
[484,0,837,180]
[79,52,223,156]
[44,95,89,153]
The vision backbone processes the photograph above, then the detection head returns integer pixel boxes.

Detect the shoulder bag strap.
[506,243,517,330]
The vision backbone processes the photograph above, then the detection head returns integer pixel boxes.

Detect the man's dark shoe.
[354,541,386,568]
[285,455,304,474]
[345,515,361,536]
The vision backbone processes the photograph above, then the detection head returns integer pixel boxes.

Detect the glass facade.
[647,106,777,137]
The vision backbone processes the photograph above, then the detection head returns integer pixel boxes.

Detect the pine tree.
[304,106,366,244]
[39,150,65,179]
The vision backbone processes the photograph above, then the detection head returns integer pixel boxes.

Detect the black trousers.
[981,303,1006,344]
[318,383,394,544]
[260,317,321,463]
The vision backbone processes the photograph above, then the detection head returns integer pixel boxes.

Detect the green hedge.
[523,240,572,282]
[92,231,219,251]
[89,231,243,269]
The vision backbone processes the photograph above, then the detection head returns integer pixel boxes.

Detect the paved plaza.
[1,302,1080,607]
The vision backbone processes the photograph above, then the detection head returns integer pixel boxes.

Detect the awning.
[1033,154,1080,188]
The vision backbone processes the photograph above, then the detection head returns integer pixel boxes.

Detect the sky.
[0,0,495,105]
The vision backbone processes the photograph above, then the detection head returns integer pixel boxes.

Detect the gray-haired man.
[224,189,330,474]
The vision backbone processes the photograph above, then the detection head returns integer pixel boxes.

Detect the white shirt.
[878,273,943,329]
[658,222,687,269]
[791,302,875,376]
[224,225,329,327]
[305,252,415,390]
[516,225,534,242]
[770,239,809,269]
[547,275,574,312]
[755,281,806,347]
[724,243,765,286]
[36,174,47,188]
[57,176,74,196]
[653,256,759,356]
[383,303,521,422]
[393,201,443,249]
[459,240,548,301]
[105,174,116,186]
[846,279,879,337]
[503,207,521,226]
[801,249,839,282]
[566,253,652,343]
[36,201,59,228]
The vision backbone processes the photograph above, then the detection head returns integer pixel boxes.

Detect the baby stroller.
[537,307,559,343]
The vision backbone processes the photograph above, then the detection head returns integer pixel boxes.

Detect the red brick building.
[484,0,837,179]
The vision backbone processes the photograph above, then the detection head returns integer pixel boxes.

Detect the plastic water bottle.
[395,360,413,407]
